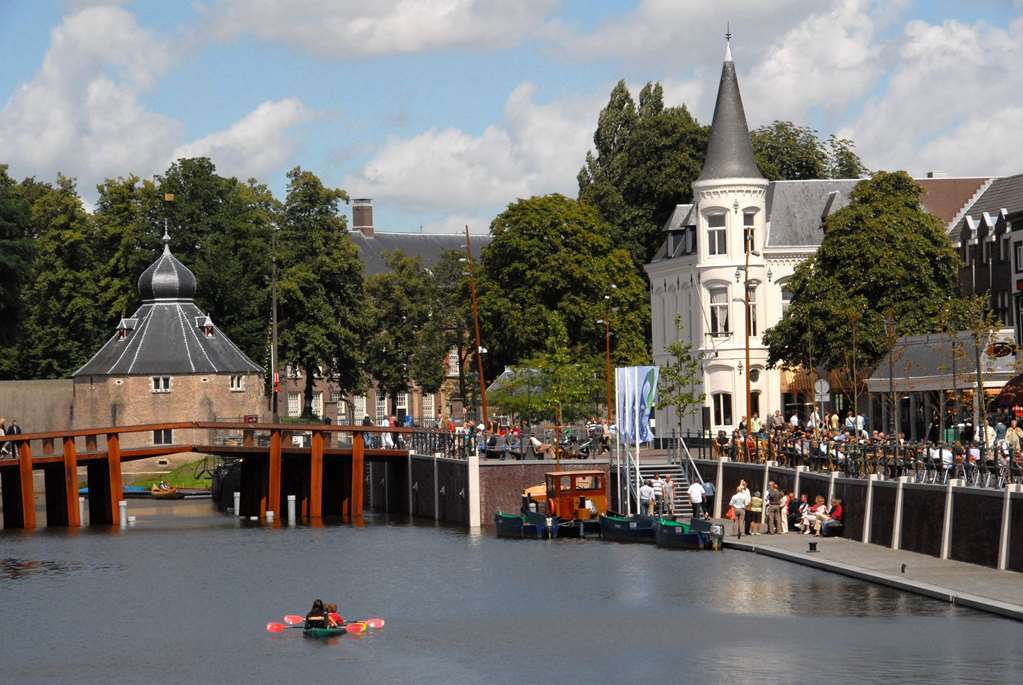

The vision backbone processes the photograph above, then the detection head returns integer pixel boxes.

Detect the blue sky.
[1,1,1021,233]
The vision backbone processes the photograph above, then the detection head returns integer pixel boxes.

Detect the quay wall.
[694,459,1023,575]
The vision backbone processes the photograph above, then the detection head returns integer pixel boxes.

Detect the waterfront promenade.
[718,525,1023,621]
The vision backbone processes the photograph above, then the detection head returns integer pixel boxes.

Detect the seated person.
[529,435,557,459]
[325,603,342,628]
[305,599,327,629]
[815,498,844,536]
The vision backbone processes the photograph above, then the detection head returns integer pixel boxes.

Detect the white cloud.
[172,98,316,180]
[420,212,493,234]
[206,0,558,58]
[343,83,600,212]
[843,16,1023,176]
[0,5,315,200]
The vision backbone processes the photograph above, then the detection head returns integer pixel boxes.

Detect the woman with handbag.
[728,485,747,539]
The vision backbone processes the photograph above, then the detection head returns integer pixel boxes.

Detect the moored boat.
[494,511,541,539]
[598,512,656,543]
[654,518,710,550]
[150,485,182,499]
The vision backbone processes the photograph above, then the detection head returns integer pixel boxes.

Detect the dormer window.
[204,324,214,338]
[151,376,171,393]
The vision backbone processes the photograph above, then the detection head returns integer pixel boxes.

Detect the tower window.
[743,211,756,253]
[707,214,727,255]
[709,287,729,336]
[151,376,171,393]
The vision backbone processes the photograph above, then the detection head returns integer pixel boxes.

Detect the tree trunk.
[303,364,316,418]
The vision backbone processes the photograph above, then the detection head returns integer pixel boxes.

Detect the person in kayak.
[324,603,342,628]
[305,599,327,629]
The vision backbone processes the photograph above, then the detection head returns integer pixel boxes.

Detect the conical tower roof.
[697,38,763,182]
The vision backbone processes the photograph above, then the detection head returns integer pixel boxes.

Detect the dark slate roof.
[663,204,694,231]
[950,173,1023,237]
[765,179,858,248]
[349,231,492,276]
[696,45,763,182]
[74,236,262,377]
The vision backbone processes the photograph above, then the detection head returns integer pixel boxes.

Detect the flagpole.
[615,367,624,514]
[633,367,641,510]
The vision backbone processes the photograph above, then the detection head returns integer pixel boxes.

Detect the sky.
[1,0,1022,234]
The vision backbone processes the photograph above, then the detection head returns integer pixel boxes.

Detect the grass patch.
[128,459,213,490]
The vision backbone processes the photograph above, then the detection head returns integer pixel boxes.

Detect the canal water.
[2,501,1022,684]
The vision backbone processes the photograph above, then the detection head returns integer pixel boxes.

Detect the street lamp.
[736,248,761,431]
[596,284,616,426]
[885,310,898,452]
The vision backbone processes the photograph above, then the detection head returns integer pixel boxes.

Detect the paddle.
[283,615,305,626]
[266,622,304,633]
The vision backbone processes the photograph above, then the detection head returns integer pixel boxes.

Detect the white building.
[646,38,990,436]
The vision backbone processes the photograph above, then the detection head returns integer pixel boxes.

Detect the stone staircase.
[624,462,698,519]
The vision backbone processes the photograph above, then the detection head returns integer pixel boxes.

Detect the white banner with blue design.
[616,366,659,445]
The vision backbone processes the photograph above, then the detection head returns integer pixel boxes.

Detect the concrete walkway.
[716,523,1023,621]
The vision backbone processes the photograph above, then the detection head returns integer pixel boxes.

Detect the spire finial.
[162,225,171,253]
[724,23,733,62]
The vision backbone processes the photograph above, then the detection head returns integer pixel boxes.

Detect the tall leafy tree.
[0,165,35,378]
[477,194,649,379]
[21,176,104,377]
[764,171,960,376]
[365,251,450,416]
[752,121,869,180]
[276,167,365,417]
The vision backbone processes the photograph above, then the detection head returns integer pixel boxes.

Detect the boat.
[303,627,347,638]
[654,518,711,550]
[598,512,656,543]
[150,485,182,499]
[494,511,542,539]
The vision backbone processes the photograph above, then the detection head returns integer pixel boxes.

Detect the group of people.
[0,417,22,458]
[305,599,344,630]
[726,479,843,539]
[637,474,715,519]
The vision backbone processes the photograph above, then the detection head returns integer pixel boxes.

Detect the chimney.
[353,198,374,237]
[926,171,948,179]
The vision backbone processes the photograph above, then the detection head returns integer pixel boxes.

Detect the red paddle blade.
[364,618,385,630]
[328,612,344,624]
[345,622,366,634]
[283,615,305,626]
[266,622,287,633]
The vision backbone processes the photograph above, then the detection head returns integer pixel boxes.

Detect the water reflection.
[1,558,83,580]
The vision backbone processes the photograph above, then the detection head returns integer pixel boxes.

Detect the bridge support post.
[106,433,123,527]
[267,429,281,522]
[19,441,36,530]
[309,430,323,520]
[63,436,81,527]
[351,432,365,521]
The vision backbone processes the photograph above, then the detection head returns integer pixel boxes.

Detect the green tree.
[276,167,365,417]
[657,316,704,435]
[751,121,869,180]
[365,251,450,416]
[21,176,104,377]
[477,194,649,379]
[0,165,36,378]
[764,171,960,376]
[525,323,602,425]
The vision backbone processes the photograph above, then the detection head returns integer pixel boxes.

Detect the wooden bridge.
[0,421,454,529]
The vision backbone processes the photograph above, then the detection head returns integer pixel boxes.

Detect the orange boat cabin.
[543,470,607,521]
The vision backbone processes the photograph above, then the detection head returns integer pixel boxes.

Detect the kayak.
[303,627,347,638]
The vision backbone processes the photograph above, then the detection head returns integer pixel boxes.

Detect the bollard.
[233,491,241,517]
[118,500,128,527]
[807,541,818,553]
[266,511,275,523]
[287,494,296,526]
[127,516,136,525]
[249,516,258,522]
[79,496,86,525]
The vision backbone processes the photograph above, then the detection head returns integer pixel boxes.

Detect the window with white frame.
[396,393,408,411]
[746,284,758,336]
[446,348,459,375]
[337,399,347,420]
[375,394,388,421]
[287,392,301,417]
[151,376,171,393]
[709,286,729,336]
[707,213,727,256]
[153,429,173,445]
[712,393,732,427]
[354,395,366,420]
[229,375,244,391]
[330,389,342,403]
[312,391,323,417]
[422,393,435,420]
[743,211,756,253]
[781,283,794,316]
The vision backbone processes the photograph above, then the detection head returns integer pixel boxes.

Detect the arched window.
[743,210,757,253]
[707,213,727,255]
[780,282,794,316]
[712,392,733,426]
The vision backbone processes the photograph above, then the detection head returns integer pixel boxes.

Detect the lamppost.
[596,284,617,426]
[463,225,488,427]
[885,310,897,452]
[735,247,761,431]
[270,223,280,423]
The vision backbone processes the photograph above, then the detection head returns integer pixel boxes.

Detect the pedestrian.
[6,419,21,457]
[687,479,705,521]
[737,479,752,535]
[748,491,764,535]
[701,479,715,519]
[662,474,675,515]
[0,417,8,457]
[728,485,747,539]
[640,480,655,516]
[652,473,665,514]
[766,481,782,534]
[779,490,791,533]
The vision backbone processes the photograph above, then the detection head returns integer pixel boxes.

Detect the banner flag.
[616,366,659,445]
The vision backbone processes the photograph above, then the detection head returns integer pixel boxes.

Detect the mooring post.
[79,496,86,526]
[351,431,365,521]
[940,478,961,560]
[63,436,81,527]
[891,475,912,550]
[862,474,878,544]
[234,491,241,517]
[714,457,726,519]
[287,494,297,527]
[106,433,123,527]
[118,500,128,527]
[267,428,281,520]
[17,440,36,530]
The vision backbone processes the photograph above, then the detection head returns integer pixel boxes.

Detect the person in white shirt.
[687,481,705,521]
[639,480,655,516]
[651,475,665,514]
[789,412,800,428]
[728,486,747,538]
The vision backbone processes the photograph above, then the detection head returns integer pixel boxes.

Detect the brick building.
[72,230,265,452]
